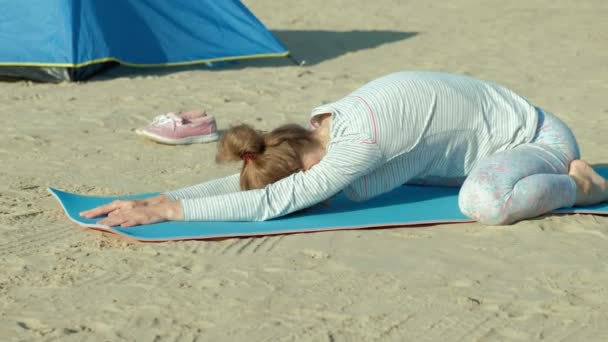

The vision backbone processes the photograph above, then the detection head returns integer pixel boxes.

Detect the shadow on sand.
[92,29,418,80]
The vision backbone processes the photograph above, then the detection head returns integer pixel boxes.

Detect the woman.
[81,71,608,227]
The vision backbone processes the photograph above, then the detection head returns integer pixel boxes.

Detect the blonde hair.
[216,124,317,190]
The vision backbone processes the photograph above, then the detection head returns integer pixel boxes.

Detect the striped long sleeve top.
[165,71,539,221]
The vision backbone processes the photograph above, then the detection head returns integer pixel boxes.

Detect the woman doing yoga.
[81,71,608,227]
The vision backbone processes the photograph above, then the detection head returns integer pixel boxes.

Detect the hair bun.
[216,124,265,163]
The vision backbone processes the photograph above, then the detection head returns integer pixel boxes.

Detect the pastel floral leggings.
[458,108,580,225]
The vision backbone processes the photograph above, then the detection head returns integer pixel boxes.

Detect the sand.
[1,0,608,340]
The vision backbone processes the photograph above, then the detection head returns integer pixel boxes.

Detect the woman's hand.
[79,195,169,219]
[97,201,183,227]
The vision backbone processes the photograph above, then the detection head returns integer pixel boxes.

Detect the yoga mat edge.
[47,174,608,243]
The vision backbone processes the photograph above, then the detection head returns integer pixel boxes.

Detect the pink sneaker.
[136,112,219,145]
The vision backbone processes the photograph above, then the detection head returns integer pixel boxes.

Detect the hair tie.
[241,152,256,163]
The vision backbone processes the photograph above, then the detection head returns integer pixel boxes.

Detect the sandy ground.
[1,0,608,341]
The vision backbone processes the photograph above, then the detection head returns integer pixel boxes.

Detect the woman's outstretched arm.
[180,135,384,221]
[81,174,240,225]
[164,173,241,200]
[91,135,382,227]
[80,194,170,219]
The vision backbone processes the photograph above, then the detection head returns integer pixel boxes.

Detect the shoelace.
[149,113,184,129]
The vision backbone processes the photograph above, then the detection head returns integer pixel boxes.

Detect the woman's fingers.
[121,220,137,228]
[99,215,126,227]
[97,208,127,226]
[80,200,132,218]
[98,209,142,227]
[80,201,119,218]
[108,210,120,217]
[96,205,168,228]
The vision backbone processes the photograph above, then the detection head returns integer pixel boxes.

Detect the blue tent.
[0,0,289,82]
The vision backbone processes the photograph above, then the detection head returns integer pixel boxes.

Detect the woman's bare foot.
[568,160,608,206]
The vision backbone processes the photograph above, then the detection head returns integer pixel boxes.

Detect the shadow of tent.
[92,30,418,80]
[272,30,418,65]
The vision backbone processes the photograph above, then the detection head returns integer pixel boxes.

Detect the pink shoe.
[136,112,219,145]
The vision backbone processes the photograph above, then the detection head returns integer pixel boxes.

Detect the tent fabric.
[0,0,289,82]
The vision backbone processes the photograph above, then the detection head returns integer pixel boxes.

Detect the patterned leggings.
[458,108,580,225]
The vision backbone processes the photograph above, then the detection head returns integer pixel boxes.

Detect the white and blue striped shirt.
[165,71,539,221]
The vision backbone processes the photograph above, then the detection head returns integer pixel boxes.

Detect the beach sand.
[1,0,608,340]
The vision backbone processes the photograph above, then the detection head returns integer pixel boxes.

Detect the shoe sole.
[136,129,219,145]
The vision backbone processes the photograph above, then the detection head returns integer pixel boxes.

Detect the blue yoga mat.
[49,167,608,241]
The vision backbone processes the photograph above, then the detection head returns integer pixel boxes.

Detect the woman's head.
[216,124,319,190]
